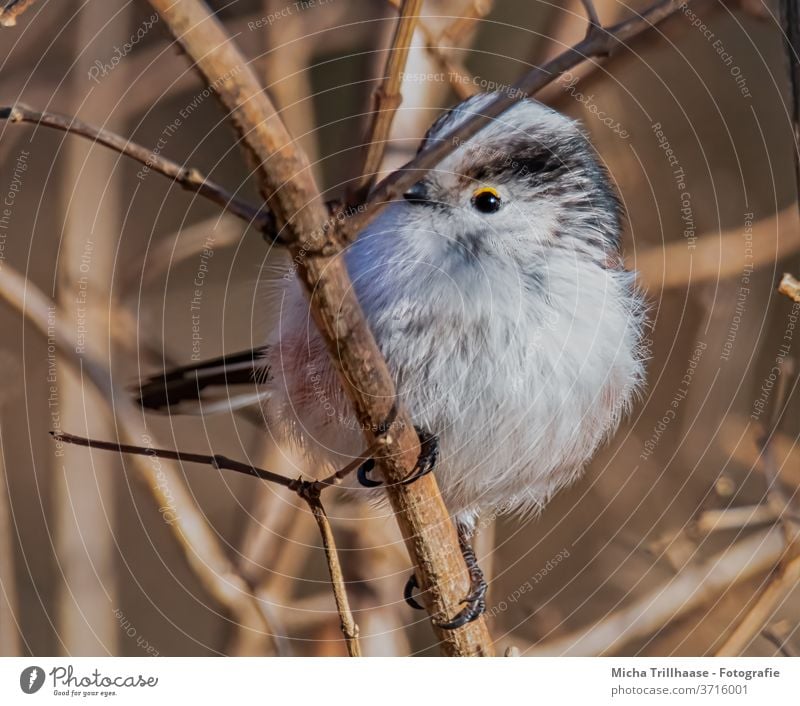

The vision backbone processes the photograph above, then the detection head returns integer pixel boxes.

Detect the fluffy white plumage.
[262,93,647,526]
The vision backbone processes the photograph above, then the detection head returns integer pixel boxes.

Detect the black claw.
[435,583,487,629]
[401,427,439,485]
[357,458,382,487]
[435,523,488,630]
[403,573,425,610]
[356,427,439,488]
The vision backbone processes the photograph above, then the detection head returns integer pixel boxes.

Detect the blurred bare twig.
[0,262,284,656]
[633,206,799,289]
[762,621,800,656]
[715,554,800,656]
[306,497,361,656]
[338,0,699,245]
[0,105,274,235]
[528,527,786,656]
[715,315,800,656]
[0,0,37,26]
[692,505,782,534]
[352,0,423,201]
[779,273,800,302]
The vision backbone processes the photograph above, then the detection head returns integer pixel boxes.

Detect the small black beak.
[403,180,430,205]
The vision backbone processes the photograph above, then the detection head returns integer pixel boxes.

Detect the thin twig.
[579,0,603,37]
[385,0,492,101]
[306,495,361,656]
[50,432,298,488]
[352,0,423,201]
[0,104,275,235]
[50,430,371,494]
[336,0,696,246]
[52,429,364,655]
[0,0,37,26]
[692,505,782,534]
[715,553,800,656]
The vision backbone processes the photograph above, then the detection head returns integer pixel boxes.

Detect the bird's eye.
[471,187,502,214]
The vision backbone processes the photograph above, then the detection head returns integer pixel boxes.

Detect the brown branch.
[336,0,696,246]
[147,0,493,655]
[306,496,361,656]
[51,430,364,656]
[692,505,782,534]
[0,104,275,236]
[352,0,423,202]
[50,430,376,494]
[579,0,603,37]
[0,0,37,26]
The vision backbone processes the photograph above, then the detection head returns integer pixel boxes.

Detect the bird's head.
[364,93,623,276]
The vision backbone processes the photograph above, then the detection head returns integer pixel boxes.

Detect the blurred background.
[0,0,799,657]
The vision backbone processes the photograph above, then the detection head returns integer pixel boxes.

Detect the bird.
[137,92,647,628]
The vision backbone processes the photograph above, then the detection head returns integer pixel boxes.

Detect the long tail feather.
[135,347,270,414]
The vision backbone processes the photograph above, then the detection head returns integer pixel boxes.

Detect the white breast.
[262,222,644,524]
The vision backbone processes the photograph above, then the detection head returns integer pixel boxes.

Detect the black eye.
[471,187,502,214]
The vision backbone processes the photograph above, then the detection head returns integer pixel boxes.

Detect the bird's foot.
[356,426,438,488]
[403,573,425,611]
[435,525,488,630]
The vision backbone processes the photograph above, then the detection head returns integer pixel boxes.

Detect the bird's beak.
[403,180,430,205]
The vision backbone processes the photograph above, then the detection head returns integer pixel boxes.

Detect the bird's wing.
[135,347,270,414]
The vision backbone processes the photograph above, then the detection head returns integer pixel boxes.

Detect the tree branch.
[0,104,275,236]
[147,0,493,655]
[0,0,37,26]
[50,430,365,656]
[336,0,697,245]
[579,0,603,38]
[351,0,423,202]
[305,496,361,656]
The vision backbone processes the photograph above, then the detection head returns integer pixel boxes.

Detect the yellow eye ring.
[471,186,502,214]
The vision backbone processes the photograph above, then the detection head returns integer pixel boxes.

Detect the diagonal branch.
[305,496,361,656]
[0,0,37,26]
[0,104,275,235]
[335,0,697,246]
[147,0,493,655]
[351,0,423,202]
